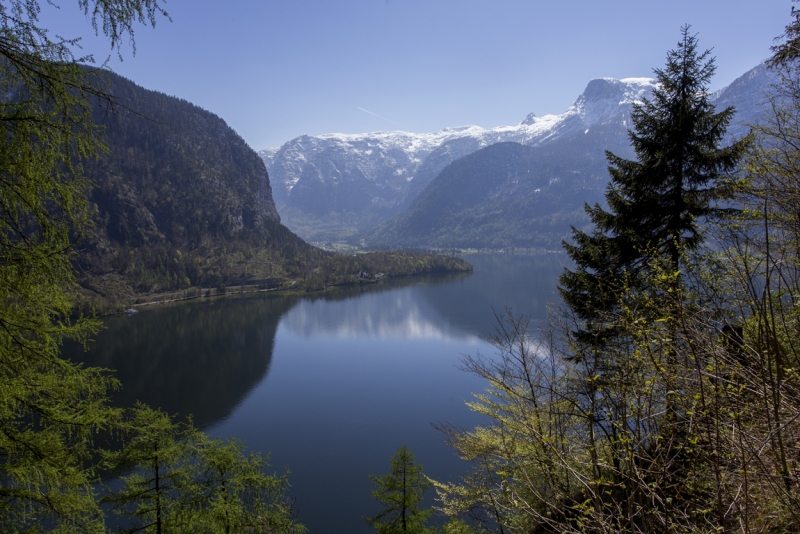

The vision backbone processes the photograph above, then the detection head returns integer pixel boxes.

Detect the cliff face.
[77,70,315,298]
[86,69,279,250]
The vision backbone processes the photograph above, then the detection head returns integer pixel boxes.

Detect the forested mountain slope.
[365,123,632,249]
[86,69,281,244]
[74,69,313,298]
[76,70,469,301]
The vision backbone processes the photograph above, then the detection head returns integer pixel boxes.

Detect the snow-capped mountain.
[259,64,774,243]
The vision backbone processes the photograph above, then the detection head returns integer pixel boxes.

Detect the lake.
[65,253,566,533]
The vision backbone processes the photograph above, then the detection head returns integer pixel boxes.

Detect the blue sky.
[44,1,791,150]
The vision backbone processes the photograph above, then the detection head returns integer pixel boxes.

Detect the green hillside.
[74,70,469,303]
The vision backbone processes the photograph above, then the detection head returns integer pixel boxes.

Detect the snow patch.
[259,69,767,207]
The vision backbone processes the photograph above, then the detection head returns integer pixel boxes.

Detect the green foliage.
[0,1,165,531]
[438,518,475,534]
[769,0,800,67]
[189,433,303,534]
[300,252,472,291]
[436,20,800,534]
[367,446,434,534]
[434,312,594,533]
[102,404,305,534]
[101,405,190,533]
[439,275,747,532]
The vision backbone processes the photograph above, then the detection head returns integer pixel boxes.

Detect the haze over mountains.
[77,71,469,302]
[260,63,776,247]
[77,60,779,297]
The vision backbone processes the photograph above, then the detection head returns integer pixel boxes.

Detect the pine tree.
[366,446,433,534]
[558,26,749,345]
[101,405,192,534]
[189,433,305,534]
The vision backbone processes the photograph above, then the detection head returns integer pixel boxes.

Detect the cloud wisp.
[356,106,404,128]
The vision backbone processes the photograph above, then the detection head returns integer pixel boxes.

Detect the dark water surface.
[65,253,566,533]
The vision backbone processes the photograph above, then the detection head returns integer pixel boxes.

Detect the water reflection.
[63,270,474,429]
[64,294,299,428]
[418,253,568,337]
[281,254,567,342]
[64,254,565,431]
[283,286,466,340]
[61,253,567,534]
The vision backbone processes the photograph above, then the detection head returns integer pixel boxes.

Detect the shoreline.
[82,248,564,316]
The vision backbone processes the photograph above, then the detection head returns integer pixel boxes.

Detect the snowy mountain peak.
[568,77,656,127]
[519,112,537,125]
[519,77,654,129]
[263,76,660,211]
[258,146,280,167]
[710,63,778,137]
[260,64,770,242]
[579,77,654,104]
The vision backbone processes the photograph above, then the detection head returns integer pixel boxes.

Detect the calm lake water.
[65,253,566,533]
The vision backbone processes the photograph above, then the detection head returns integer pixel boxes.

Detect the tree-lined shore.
[4,1,800,533]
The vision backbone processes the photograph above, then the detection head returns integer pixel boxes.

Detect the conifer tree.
[366,446,433,534]
[770,0,800,67]
[101,405,192,534]
[0,2,167,530]
[102,405,305,534]
[190,432,305,534]
[558,26,749,344]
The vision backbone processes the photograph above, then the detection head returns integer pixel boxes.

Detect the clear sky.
[43,1,792,150]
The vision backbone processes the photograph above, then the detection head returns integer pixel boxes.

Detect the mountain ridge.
[76,70,471,303]
[260,64,773,244]
[363,64,776,249]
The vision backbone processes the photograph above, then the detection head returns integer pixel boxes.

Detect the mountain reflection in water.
[63,253,566,534]
[64,268,476,430]
[284,286,466,341]
[64,294,296,428]
[284,253,566,341]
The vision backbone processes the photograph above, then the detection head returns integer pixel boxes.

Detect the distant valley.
[76,70,470,305]
[260,63,776,247]
[74,61,776,303]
